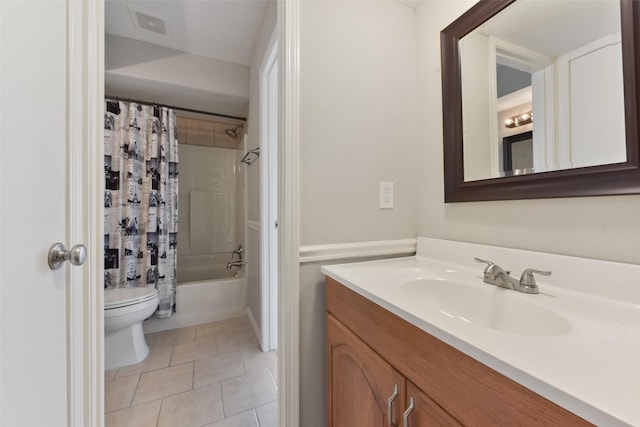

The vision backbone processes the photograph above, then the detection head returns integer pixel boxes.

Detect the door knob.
[48,243,87,270]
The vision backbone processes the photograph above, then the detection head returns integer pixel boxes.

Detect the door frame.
[69,1,104,425]
[277,1,301,425]
[260,28,279,352]
[76,1,302,426]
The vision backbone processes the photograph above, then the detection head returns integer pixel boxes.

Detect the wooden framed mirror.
[441,0,640,202]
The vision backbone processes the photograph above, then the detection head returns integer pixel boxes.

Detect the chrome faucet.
[231,244,244,261]
[226,260,246,269]
[474,257,550,294]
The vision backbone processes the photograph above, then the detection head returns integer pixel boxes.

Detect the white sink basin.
[322,237,640,426]
[400,278,572,337]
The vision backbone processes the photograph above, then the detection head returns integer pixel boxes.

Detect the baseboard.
[299,238,417,263]
[246,306,262,348]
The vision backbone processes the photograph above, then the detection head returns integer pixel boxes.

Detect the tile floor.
[105,316,278,427]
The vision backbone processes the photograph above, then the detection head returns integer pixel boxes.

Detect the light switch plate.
[380,182,394,209]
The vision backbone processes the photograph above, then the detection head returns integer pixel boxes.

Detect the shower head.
[225,123,244,139]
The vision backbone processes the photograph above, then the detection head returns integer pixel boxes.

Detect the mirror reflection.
[460,0,625,182]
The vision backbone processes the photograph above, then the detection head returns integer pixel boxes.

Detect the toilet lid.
[105,287,158,309]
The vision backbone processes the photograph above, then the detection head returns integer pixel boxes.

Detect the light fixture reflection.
[505,111,533,128]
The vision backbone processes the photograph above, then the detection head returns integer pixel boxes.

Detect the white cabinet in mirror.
[460,0,624,182]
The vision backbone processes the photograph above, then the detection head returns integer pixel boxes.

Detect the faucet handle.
[475,258,512,279]
[519,268,551,288]
[475,257,505,272]
[474,257,494,268]
[474,257,499,278]
[232,244,244,260]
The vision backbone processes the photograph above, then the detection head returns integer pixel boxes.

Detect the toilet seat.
[105,287,158,310]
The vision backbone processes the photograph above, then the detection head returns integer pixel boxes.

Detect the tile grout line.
[115,343,175,379]
[131,361,195,407]
[129,372,144,409]
[191,359,195,390]
[219,378,227,421]
[267,366,278,392]
[223,324,243,423]
[107,317,275,426]
[168,342,176,367]
[155,395,161,427]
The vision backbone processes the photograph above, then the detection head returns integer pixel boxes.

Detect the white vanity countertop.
[321,237,640,427]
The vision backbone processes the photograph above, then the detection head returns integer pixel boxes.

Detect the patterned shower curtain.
[104,99,179,318]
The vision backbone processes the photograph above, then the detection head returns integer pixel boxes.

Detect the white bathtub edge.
[143,306,246,334]
[142,276,248,334]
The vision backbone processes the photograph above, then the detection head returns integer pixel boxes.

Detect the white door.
[0,2,98,426]
[260,30,278,351]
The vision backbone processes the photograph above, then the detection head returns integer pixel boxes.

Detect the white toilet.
[104,287,159,370]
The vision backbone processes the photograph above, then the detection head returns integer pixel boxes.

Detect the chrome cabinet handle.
[387,384,399,426]
[403,396,415,427]
[48,243,87,270]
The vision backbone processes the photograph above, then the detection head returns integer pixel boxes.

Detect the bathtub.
[177,265,238,283]
[143,267,247,334]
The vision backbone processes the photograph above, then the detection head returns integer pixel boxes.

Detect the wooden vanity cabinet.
[327,314,405,426]
[327,294,460,427]
[325,277,593,426]
[327,314,460,426]
[405,381,463,427]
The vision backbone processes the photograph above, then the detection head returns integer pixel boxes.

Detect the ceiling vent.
[128,7,168,36]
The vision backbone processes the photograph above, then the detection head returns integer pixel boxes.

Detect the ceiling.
[479,0,620,58]
[105,0,270,66]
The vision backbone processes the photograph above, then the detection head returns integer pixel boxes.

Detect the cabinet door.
[327,314,405,427]
[405,381,462,427]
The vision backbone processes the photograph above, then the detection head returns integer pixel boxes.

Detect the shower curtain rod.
[106,95,247,121]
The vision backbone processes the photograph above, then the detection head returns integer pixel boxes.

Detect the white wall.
[176,144,239,271]
[106,34,249,98]
[105,34,250,116]
[557,36,626,169]
[245,1,277,339]
[460,31,494,181]
[300,1,418,246]
[299,1,418,425]
[295,2,640,425]
[416,0,640,264]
